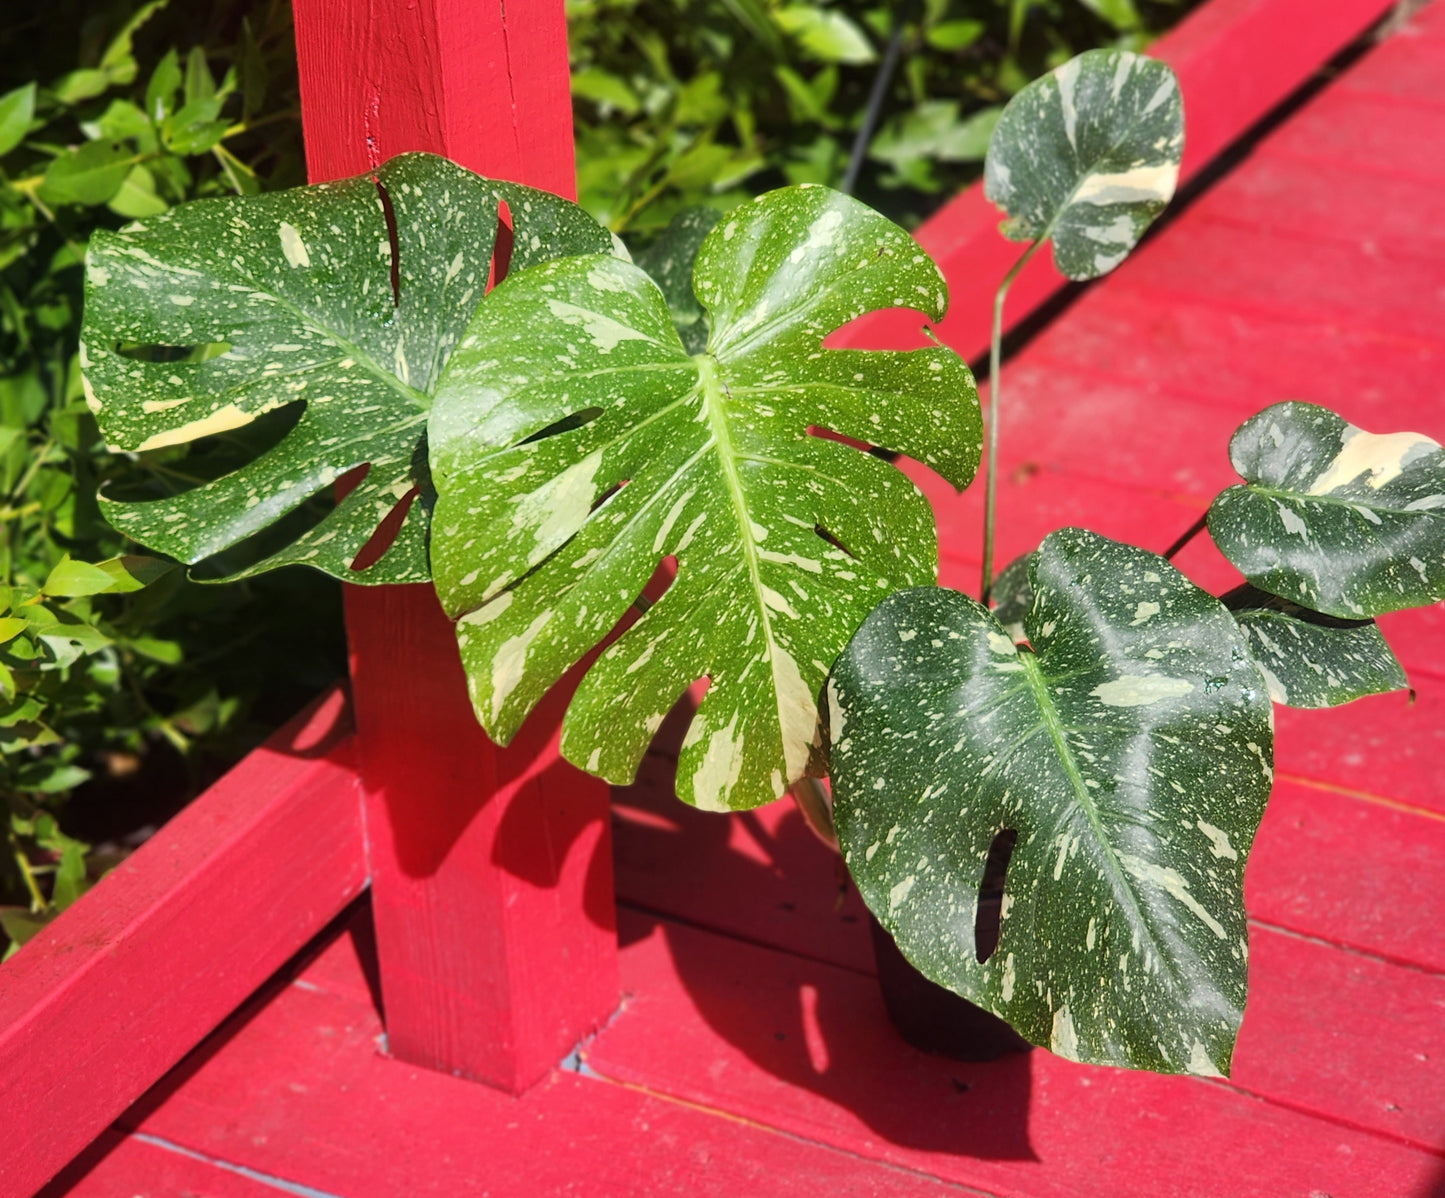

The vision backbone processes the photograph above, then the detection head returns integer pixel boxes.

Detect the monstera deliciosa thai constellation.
[78,49,1445,1078]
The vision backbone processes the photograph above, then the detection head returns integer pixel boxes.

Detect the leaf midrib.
[1243,481,1445,520]
[696,352,796,790]
[1016,647,1168,977]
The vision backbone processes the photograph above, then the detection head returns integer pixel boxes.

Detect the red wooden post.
[291,0,619,1093]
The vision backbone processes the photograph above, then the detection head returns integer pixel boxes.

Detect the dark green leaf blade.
[633,206,721,354]
[1226,584,1407,708]
[81,152,611,583]
[830,528,1273,1074]
[430,184,981,811]
[984,49,1183,280]
[1208,402,1445,618]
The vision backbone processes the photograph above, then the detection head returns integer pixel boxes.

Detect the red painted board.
[292,0,619,1092]
[1247,781,1445,974]
[613,701,875,976]
[585,911,1444,1198]
[1021,283,1445,433]
[1230,928,1445,1151]
[832,0,1400,363]
[1110,220,1445,349]
[1184,155,1445,265]
[40,1130,282,1198]
[910,457,1212,594]
[1269,87,1445,186]
[103,924,967,1198]
[974,357,1259,502]
[0,689,365,1198]
[1274,681,1445,816]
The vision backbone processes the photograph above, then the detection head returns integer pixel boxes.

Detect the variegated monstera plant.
[79,50,1445,1077]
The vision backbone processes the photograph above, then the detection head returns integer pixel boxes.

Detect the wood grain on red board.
[100,921,964,1198]
[291,0,618,1092]
[0,690,364,1198]
[582,911,1445,1198]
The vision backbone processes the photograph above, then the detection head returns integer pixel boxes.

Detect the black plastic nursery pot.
[867,913,1031,1061]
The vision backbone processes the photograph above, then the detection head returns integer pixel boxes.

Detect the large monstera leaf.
[430,184,981,812]
[984,49,1183,280]
[1209,403,1445,618]
[829,529,1273,1074]
[80,152,612,582]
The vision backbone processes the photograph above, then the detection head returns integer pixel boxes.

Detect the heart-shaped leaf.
[430,184,981,811]
[1225,584,1406,709]
[1208,402,1445,618]
[829,528,1272,1074]
[984,49,1183,280]
[81,152,612,583]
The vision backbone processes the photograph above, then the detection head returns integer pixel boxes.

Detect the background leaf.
[0,84,36,158]
[430,185,980,811]
[1208,402,1445,618]
[830,529,1273,1074]
[984,49,1184,279]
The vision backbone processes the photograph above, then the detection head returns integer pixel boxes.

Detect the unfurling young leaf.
[984,49,1184,280]
[829,529,1273,1075]
[429,185,981,812]
[1209,402,1445,618]
[80,153,612,583]
[1225,585,1407,709]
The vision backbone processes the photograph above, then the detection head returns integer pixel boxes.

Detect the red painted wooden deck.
[36,7,1445,1197]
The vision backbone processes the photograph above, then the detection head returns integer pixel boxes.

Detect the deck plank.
[99,944,971,1198]
[582,911,1445,1198]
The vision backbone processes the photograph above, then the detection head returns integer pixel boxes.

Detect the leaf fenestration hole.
[491,199,515,289]
[373,179,401,308]
[814,523,857,559]
[349,483,419,574]
[590,477,627,515]
[974,827,1018,964]
[115,340,232,363]
[518,407,604,446]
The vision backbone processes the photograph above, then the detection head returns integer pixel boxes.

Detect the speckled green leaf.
[1226,585,1406,709]
[984,49,1183,280]
[430,184,981,812]
[633,206,721,355]
[990,551,1035,642]
[80,152,611,582]
[1209,402,1445,618]
[829,529,1273,1074]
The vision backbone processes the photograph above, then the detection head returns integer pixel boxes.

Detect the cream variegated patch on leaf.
[1209,402,1445,618]
[429,184,981,812]
[984,48,1183,280]
[80,153,612,582]
[829,529,1273,1075]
